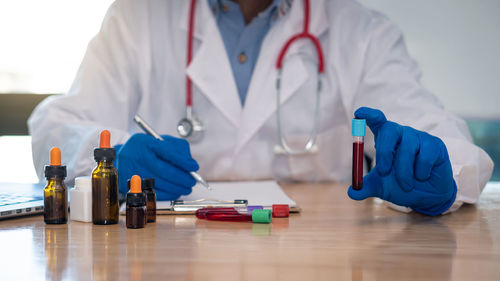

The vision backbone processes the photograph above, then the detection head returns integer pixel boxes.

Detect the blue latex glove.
[115,133,199,200]
[348,107,457,216]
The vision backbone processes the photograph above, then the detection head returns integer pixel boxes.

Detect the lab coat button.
[238,52,247,64]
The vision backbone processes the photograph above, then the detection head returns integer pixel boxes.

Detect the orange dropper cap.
[45,147,66,179]
[130,175,142,194]
[50,147,61,166]
[94,129,116,162]
[99,130,111,148]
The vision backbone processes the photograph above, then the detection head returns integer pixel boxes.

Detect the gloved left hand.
[348,107,457,216]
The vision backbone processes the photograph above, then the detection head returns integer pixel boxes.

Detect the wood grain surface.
[0,182,499,281]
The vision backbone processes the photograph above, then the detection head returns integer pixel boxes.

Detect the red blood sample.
[195,208,237,219]
[196,208,252,222]
[352,141,364,190]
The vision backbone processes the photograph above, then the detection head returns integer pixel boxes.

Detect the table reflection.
[92,225,121,281]
[349,207,489,281]
[44,225,68,281]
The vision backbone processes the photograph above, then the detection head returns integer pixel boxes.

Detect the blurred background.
[0,0,498,182]
[0,0,113,182]
[357,0,500,180]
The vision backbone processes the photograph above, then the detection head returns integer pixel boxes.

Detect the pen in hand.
[133,114,211,190]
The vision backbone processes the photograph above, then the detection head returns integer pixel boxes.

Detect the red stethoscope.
[178,0,324,155]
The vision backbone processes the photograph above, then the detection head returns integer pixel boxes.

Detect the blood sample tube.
[92,130,119,225]
[196,208,272,223]
[352,118,366,190]
[43,147,68,224]
[204,208,253,222]
[195,207,236,219]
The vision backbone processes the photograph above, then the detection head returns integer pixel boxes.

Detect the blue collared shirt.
[208,0,282,106]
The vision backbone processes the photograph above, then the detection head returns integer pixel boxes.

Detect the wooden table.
[0,182,499,281]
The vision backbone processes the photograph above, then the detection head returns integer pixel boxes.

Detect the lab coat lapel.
[181,0,242,128]
[235,0,329,154]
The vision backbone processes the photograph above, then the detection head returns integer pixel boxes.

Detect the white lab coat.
[28,0,493,211]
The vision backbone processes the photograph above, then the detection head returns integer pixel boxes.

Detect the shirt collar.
[207,0,290,26]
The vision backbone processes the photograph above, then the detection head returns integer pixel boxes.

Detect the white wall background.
[357,0,500,119]
[1,1,498,119]
[0,0,114,93]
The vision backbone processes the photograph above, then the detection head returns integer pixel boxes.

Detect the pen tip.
[201,181,210,190]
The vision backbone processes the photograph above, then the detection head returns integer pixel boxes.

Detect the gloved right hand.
[347,107,457,216]
[115,133,199,200]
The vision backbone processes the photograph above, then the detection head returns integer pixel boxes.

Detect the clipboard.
[160,199,249,214]
[120,181,300,215]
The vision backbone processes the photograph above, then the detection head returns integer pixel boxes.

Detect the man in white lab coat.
[28,0,493,215]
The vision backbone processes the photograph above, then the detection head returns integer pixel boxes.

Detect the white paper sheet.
[157,181,296,209]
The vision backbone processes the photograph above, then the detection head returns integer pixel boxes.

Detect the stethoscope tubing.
[182,0,324,155]
[186,0,197,107]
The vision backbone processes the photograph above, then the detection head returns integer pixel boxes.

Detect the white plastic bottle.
[70,176,92,222]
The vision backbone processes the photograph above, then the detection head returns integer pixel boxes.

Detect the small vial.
[92,130,119,225]
[195,208,272,224]
[195,208,240,220]
[126,175,147,229]
[202,208,253,222]
[352,118,366,190]
[70,177,92,222]
[142,178,157,223]
[44,147,68,224]
[272,204,290,218]
[128,178,157,223]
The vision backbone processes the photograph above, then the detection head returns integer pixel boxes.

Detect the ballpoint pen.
[133,114,211,190]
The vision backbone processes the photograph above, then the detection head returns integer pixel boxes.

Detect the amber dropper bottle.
[142,178,157,223]
[92,130,119,225]
[128,177,157,223]
[126,175,147,229]
[44,147,68,224]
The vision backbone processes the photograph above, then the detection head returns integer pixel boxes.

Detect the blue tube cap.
[352,118,366,137]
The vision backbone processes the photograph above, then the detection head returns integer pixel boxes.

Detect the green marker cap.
[252,209,272,224]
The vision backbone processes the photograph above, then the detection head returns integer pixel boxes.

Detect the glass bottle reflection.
[92,228,120,280]
[44,226,68,280]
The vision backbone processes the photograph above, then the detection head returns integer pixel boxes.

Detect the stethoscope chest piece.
[177,108,204,142]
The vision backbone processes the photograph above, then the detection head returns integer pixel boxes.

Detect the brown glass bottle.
[44,147,68,224]
[142,178,157,223]
[126,175,147,229]
[92,130,119,225]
